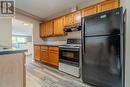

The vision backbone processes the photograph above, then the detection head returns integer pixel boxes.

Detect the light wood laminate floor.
[26,56,92,87]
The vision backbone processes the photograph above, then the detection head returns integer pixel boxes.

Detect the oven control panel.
[67,39,81,44]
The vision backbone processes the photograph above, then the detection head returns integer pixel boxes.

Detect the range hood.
[64,24,82,32]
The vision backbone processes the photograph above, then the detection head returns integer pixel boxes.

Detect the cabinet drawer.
[49,51,59,54]
[41,46,48,50]
[49,47,59,51]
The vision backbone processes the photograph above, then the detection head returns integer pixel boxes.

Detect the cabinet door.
[54,17,64,35]
[41,50,48,63]
[73,11,81,25]
[64,13,73,27]
[48,47,59,67]
[98,0,119,13]
[82,5,97,17]
[41,46,48,63]
[48,52,59,67]
[34,45,41,61]
[40,23,46,37]
[46,21,54,36]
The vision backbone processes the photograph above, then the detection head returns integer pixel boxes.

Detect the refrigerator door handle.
[81,18,85,56]
[81,37,85,58]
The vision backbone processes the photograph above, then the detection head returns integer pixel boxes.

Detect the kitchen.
[0,0,129,87]
[34,0,123,87]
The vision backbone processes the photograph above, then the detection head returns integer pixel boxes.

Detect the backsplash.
[42,31,81,42]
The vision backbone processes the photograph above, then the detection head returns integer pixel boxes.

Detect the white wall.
[120,0,130,86]
[123,0,130,87]
[0,18,12,48]
[12,19,33,36]
[15,13,43,44]
[15,13,43,59]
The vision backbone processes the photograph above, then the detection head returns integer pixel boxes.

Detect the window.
[12,36,17,44]
[12,36,27,44]
[17,37,26,43]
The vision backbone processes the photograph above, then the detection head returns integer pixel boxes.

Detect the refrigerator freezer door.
[82,35,122,87]
[84,8,122,36]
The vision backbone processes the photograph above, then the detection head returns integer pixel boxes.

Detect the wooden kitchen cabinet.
[54,17,64,35]
[48,47,59,68]
[97,0,119,13]
[40,18,64,37]
[40,0,120,38]
[40,23,46,37]
[73,11,81,25]
[40,46,59,68]
[82,5,97,17]
[64,13,73,27]
[41,46,48,63]
[48,51,59,67]
[81,0,119,17]
[40,21,54,37]
[46,20,54,36]
[64,11,81,27]
[34,45,41,61]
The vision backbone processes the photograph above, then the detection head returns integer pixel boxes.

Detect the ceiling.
[15,0,103,20]
[12,19,33,36]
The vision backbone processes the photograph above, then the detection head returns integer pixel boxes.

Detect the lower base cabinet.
[48,47,59,68]
[34,45,41,61]
[40,46,59,68]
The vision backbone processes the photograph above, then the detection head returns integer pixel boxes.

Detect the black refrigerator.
[82,8,124,87]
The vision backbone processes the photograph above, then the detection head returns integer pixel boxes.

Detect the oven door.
[59,47,80,67]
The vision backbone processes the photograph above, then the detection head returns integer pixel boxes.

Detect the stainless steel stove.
[59,39,81,77]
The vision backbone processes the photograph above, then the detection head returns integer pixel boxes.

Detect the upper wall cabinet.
[73,11,81,25]
[40,0,120,38]
[82,5,97,17]
[64,11,81,27]
[46,20,54,36]
[97,0,119,13]
[82,0,119,17]
[40,20,54,38]
[64,13,73,27]
[54,17,64,35]
[40,23,46,37]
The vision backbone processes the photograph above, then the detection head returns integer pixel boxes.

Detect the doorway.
[12,19,33,64]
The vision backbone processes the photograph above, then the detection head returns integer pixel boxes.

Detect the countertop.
[35,44,64,46]
[0,48,27,55]
[34,41,66,47]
